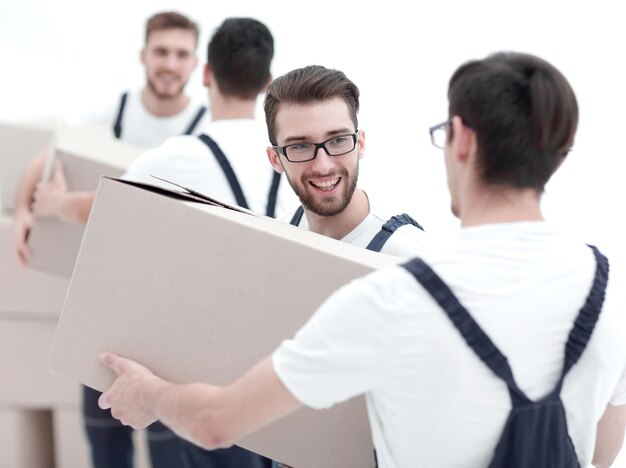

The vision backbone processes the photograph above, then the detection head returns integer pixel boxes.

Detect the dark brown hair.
[448,52,578,191]
[264,65,360,145]
[207,18,274,99]
[145,11,199,46]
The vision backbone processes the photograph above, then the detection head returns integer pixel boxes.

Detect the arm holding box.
[13,147,49,266]
[31,162,95,224]
[99,352,302,451]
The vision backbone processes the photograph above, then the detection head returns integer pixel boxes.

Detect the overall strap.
[198,134,249,209]
[265,172,282,219]
[402,258,531,405]
[561,245,609,379]
[113,92,128,139]
[182,106,207,135]
[290,206,305,226]
[366,213,424,253]
[402,245,609,405]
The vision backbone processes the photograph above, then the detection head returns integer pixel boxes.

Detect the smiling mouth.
[157,73,179,83]
[309,177,340,192]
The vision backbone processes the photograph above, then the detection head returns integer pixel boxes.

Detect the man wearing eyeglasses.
[265,65,426,257]
[98,53,626,468]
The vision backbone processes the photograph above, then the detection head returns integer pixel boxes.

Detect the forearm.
[57,192,96,224]
[593,403,626,467]
[146,356,301,450]
[148,380,233,449]
[14,150,48,214]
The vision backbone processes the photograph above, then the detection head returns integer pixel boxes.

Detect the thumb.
[98,391,111,410]
[100,352,124,376]
[53,161,68,189]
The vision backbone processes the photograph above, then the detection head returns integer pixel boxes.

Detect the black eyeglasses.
[429,118,475,149]
[273,131,359,163]
[429,119,452,149]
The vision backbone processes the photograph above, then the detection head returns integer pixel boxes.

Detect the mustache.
[301,169,348,181]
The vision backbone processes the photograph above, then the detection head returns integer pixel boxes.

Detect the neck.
[459,185,544,227]
[209,90,257,121]
[305,189,370,240]
[141,86,189,117]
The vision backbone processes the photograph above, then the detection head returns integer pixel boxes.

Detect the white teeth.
[312,178,339,190]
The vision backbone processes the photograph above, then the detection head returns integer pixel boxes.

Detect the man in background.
[13,10,207,267]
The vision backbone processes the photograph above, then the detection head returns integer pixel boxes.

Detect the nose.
[162,53,178,70]
[310,146,336,173]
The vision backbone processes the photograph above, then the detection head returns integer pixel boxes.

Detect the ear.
[203,64,211,87]
[266,147,284,173]
[140,48,147,66]
[191,54,198,71]
[356,129,365,160]
[450,116,476,164]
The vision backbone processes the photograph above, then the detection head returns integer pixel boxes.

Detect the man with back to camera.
[13,10,207,268]
[98,52,626,467]
[17,15,294,468]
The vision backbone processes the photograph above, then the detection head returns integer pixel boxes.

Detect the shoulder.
[370,213,429,259]
[142,135,208,160]
[200,119,267,144]
[123,135,210,180]
[310,263,437,345]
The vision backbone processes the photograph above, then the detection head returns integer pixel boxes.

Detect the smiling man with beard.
[111,11,208,148]
[13,11,207,266]
[266,65,427,257]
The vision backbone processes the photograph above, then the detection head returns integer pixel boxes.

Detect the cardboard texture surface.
[49,178,401,468]
[0,123,54,211]
[0,214,68,315]
[27,125,144,277]
[0,318,80,407]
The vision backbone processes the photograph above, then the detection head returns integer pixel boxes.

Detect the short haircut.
[145,11,199,46]
[208,18,274,100]
[264,65,360,145]
[448,52,578,191]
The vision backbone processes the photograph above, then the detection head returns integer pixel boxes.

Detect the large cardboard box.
[27,125,145,277]
[49,177,402,468]
[0,123,55,212]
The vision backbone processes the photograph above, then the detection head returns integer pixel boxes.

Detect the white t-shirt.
[273,221,626,468]
[288,210,427,258]
[86,89,209,149]
[122,118,298,217]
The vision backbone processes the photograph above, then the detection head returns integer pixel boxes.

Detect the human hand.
[13,210,33,267]
[98,352,163,429]
[31,161,68,218]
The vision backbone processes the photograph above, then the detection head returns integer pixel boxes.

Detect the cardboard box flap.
[48,177,399,467]
[111,176,252,214]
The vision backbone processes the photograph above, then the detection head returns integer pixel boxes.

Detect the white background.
[1,1,625,465]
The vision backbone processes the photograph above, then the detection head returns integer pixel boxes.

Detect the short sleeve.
[272,266,413,409]
[610,365,626,406]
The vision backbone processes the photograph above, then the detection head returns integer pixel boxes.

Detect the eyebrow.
[282,128,354,145]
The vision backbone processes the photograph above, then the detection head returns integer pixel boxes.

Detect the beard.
[146,73,187,100]
[286,161,359,217]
